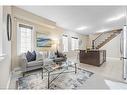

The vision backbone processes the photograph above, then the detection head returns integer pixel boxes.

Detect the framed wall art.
[36,32,52,47]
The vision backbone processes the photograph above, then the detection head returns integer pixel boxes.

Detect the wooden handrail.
[92,28,122,49]
[92,32,104,49]
[93,33,104,41]
[93,29,122,42]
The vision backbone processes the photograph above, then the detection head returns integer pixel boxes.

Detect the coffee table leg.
[66,62,68,70]
[75,63,77,74]
[16,79,19,89]
[48,72,50,89]
[42,68,43,79]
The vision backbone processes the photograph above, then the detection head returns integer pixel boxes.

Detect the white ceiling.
[18,6,126,35]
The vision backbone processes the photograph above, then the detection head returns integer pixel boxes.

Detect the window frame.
[71,37,79,51]
[62,35,69,52]
[17,22,34,55]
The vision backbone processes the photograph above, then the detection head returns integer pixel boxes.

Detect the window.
[62,35,68,52]
[17,24,33,54]
[71,37,79,50]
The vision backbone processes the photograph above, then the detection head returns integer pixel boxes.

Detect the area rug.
[17,67,94,89]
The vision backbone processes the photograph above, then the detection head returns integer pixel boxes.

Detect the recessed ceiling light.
[106,14,125,22]
[97,29,108,33]
[76,26,88,31]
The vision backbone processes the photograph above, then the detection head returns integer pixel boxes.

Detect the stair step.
[96,31,121,49]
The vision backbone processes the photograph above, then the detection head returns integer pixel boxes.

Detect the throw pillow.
[26,51,36,62]
[32,51,36,60]
[55,50,60,57]
[36,51,43,61]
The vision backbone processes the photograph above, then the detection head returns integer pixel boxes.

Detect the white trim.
[0,54,6,62]
[0,6,3,55]
[6,72,12,89]
[16,22,21,55]
[0,57,5,62]
[0,53,6,57]
[107,57,120,61]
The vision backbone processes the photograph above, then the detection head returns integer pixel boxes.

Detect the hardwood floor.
[78,58,126,83]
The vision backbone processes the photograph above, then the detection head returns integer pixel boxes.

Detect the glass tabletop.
[41,60,76,73]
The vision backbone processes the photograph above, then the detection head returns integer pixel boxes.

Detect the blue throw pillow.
[32,51,36,61]
[26,51,36,62]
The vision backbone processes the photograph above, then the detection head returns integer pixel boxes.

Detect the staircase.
[92,29,122,49]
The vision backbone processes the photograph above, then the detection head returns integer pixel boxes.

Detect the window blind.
[71,37,79,50]
[62,35,68,52]
[18,24,33,53]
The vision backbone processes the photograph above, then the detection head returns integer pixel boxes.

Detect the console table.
[79,50,106,66]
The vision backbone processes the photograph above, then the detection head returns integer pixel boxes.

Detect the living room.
[0,6,127,90]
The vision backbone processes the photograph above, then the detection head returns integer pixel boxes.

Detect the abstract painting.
[36,33,52,47]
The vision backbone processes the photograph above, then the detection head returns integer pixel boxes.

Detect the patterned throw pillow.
[26,51,36,62]
[32,51,36,60]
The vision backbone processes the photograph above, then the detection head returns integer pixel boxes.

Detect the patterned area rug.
[18,67,93,89]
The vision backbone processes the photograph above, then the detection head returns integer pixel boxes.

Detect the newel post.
[92,40,95,49]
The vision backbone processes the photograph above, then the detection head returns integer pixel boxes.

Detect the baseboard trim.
[107,57,120,61]
[6,72,12,89]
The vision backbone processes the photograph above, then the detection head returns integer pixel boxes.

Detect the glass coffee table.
[41,60,77,89]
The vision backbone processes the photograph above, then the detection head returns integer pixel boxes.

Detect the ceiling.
[18,6,126,35]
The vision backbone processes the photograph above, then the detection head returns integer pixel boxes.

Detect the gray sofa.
[19,51,70,76]
[19,51,43,76]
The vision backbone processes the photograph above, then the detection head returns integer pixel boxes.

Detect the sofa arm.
[37,60,43,65]
[19,54,28,72]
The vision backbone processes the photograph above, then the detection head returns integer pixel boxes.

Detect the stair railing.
[92,29,122,49]
[92,33,103,49]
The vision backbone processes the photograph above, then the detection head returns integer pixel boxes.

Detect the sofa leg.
[22,72,25,77]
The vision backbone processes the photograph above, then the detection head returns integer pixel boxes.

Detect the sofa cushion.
[27,61,43,67]
[26,51,36,62]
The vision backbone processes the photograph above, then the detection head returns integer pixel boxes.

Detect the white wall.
[0,6,12,89]
[63,31,88,51]
[100,34,121,59]
[11,7,88,69]
[0,6,2,54]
